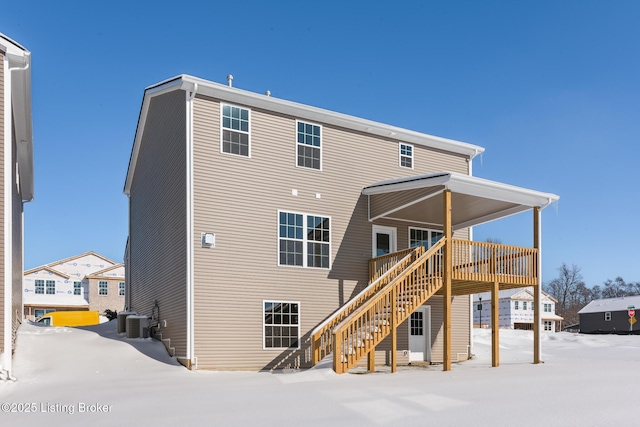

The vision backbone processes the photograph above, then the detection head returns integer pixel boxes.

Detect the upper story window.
[278,211,330,269]
[296,121,321,170]
[35,279,44,294]
[514,301,519,310]
[409,227,443,249]
[544,303,552,312]
[221,104,250,157]
[119,282,125,296]
[99,281,108,296]
[46,280,56,295]
[399,143,414,168]
[74,281,82,296]
[523,301,527,310]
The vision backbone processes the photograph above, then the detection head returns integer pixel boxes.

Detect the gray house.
[0,33,34,379]
[578,296,640,334]
[124,74,558,372]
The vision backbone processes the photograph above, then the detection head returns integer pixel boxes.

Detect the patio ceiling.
[362,172,559,231]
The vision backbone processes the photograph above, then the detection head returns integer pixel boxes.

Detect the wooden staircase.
[311,240,446,374]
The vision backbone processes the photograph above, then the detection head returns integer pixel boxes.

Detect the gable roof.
[85,264,125,279]
[578,295,640,314]
[0,33,34,202]
[23,266,71,279]
[47,251,117,268]
[474,287,557,303]
[124,74,485,195]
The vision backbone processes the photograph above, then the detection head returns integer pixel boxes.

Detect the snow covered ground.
[1,321,639,426]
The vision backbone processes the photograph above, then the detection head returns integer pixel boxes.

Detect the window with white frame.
[34,309,55,319]
[409,227,443,249]
[263,301,299,349]
[399,143,414,168]
[35,279,44,294]
[119,282,125,296]
[46,280,56,295]
[296,121,321,170]
[544,303,552,313]
[605,312,611,321]
[523,301,527,310]
[221,104,250,156]
[278,211,330,268]
[514,301,519,310]
[99,281,108,296]
[74,281,82,296]
[544,321,553,331]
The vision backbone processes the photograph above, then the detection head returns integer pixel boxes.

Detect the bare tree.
[544,263,584,325]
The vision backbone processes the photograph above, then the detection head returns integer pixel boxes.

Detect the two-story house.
[124,75,559,373]
[0,33,34,379]
[473,288,563,332]
[23,252,125,320]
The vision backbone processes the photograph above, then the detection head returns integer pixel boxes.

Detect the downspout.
[1,56,29,382]
[467,154,474,357]
[185,83,197,369]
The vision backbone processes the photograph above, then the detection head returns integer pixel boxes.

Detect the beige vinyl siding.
[87,278,125,314]
[128,90,188,358]
[0,50,5,355]
[191,94,469,370]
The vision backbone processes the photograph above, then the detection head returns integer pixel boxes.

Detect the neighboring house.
[473,287,563,332]
[578,295,640,334]
[23,252,125,320]
[124,74,559,372]
[0,33,34,378]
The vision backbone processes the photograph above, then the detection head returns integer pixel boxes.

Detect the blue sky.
[2,1,638,286]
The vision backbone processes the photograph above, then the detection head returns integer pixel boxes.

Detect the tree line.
[543,263,640,326]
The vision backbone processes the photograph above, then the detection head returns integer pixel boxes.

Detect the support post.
[390,288,397,373]
[443,190,452,371]
[367,349,375,373]
[491,280,500,367]
[533,207,542,364]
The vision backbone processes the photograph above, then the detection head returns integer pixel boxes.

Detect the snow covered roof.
[578,295,640,314]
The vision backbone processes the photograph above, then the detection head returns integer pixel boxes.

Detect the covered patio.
[362,171,560,371]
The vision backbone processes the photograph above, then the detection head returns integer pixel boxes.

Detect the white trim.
[408,306,431,362]
[262,300,301,350]
[277,210,332,269]
[371,225,397,257]
[408,226,443,249]
[220,102,251,158]
[368,189,443,222]
[399,142,414,169]
[295,119,322,171]
[186,89,196,365]
[3,55,13,373]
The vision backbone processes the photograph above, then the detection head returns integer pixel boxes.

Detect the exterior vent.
[117,311,137,334]
[126,315,149,339]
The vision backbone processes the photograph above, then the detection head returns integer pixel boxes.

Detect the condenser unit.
[117,311,137,334]
[126,315,149,339]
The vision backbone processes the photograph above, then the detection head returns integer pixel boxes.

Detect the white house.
[23,252,125,320]
[474,287,563,332]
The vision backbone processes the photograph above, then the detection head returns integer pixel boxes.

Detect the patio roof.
[362,172,559,230]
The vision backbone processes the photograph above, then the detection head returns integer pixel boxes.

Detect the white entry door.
[408,306,431,362]
[372,225,397,257]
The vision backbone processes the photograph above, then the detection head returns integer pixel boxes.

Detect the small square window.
[605,312,611,321]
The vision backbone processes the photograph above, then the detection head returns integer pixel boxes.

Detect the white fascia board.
[177,75,484,159]
[362,172,452,195]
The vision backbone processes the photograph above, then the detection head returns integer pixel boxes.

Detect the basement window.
[263,301,300,349]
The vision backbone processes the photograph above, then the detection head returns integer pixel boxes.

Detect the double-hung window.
[263,301,300,349]
[221,104,250,157]
[409,227,443,249]
[514,301,519,310]
[296,121,321,170]
[119,282,125,296]
[74,281,82,296]
[278,211,330,268]
[399,143,414,168]
[99,281,108,296]
[35,279,44,294]
[46,280,56,295]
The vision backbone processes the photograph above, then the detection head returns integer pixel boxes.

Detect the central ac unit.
[126,315,149,339]
[117,311,137,334]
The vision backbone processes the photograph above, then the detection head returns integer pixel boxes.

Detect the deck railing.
[451,239,538,285]
[311,246,424,365]
[331,240,445,374]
